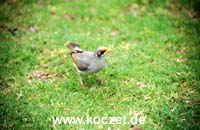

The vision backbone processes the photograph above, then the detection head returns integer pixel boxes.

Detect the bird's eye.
[100,50,105,55]
[97,50,105,57]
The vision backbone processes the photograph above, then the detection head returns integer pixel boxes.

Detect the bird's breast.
[86,58,105,74]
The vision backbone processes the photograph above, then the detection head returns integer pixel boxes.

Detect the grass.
[0,0,200,129]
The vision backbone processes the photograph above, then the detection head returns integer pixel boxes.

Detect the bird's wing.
[71,51,94,71]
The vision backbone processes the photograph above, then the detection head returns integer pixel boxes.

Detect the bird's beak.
[105,48,112,54]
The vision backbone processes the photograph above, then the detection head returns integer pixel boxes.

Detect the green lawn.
[0,0,200,129]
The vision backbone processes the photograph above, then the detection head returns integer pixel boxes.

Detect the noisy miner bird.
[67,42,112,88]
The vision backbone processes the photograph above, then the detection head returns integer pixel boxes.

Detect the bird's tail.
[66,42,82,53]
[67,42,80,50]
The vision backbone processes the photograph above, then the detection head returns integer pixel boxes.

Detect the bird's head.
[95,46,112,58]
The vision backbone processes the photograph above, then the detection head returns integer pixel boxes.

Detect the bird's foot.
[82,85,88,89]
[95,77,104,85]
[78,75,88,88]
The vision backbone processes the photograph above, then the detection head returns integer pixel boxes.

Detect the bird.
[66,42,112,88]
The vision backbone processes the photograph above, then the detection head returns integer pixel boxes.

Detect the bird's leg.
[78,73,87,89]
[79,74,83,86]
[95,74,103,85]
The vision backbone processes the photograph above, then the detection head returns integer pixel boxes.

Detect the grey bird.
[67,42,112,88]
